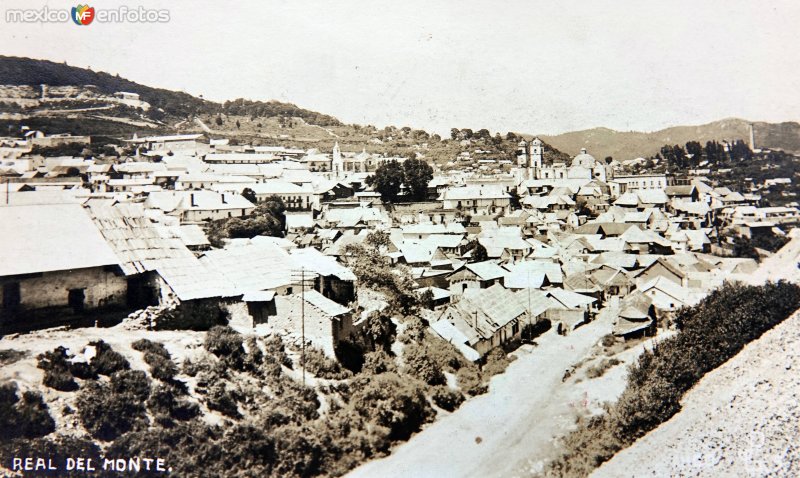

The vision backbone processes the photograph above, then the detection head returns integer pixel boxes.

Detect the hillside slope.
[0,56,341,126]
[540,118,800,160]
[592,307,800,477]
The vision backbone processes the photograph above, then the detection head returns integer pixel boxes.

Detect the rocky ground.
[592,308,800,478]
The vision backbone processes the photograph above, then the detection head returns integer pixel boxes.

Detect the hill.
[0,56,341,126]
[539,118,800,160]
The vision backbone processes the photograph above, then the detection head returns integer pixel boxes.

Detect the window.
[286,287,293,295]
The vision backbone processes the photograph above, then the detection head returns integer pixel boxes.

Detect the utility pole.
[527,270,532,342]
[292,267,312,386]
[301,267,306,386]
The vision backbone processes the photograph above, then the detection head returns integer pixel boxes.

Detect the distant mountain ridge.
[1,56,798,158]
[538,118,800,161]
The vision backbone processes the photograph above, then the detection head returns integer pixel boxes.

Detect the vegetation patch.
[542,281,800,478]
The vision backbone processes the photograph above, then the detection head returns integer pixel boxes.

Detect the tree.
[241,187,257,204]
[366,161,404,202]
[215,115,223,126]
[402,158,434,201]
[450,128,460,140]
[235,120,241,129]
[467,240,488,262]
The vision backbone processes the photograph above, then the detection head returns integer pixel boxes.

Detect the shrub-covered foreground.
[543,281,800,478]
[3,314,518,477]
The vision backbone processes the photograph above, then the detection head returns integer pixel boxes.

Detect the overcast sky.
[2,0,798,135]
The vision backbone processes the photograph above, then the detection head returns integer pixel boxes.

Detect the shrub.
[77,377,149,441]
[431,386,465,412]
[133,340,179,383]
[146,353,179,382]
[303,347,352,380]
[263,335,292,369]
[585,358,622,379]
[147,384,199,421]
[205,382,241,419]
[361,350,397,375]
[0,349,27,366]
[402,344,445,386]
[131,338,169,357]
[204,326,246,369]
[37,347,78,392]
[398,317,426,344]
[0,382,55,440]
[482,347,515,378]
[456,367,486,396]
[89,341,130,376]
[349,373,434,441]
[243,336,264,374]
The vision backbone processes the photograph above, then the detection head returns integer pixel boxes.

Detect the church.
[516,138,611,182]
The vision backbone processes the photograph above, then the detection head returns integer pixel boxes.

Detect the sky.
[1,0,799,136]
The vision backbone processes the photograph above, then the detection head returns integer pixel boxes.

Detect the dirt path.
[347,314,615,478]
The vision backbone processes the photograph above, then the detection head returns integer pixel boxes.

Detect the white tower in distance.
[332,141,343,178]
[529,137,543,179]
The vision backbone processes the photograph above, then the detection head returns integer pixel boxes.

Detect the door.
[2,282,21,311]
[68,288,85,314]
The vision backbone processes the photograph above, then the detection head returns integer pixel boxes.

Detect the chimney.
[749,123,756,150]
[190,193,197,207]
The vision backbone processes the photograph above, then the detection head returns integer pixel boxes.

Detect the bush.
[402,344,445,386]
[37,347,78,392]
[361,350,397,375]
[147,383,199,422]
[456,367,486,396]
[77,376,150,441]
[131,338,169,357]
[303,347,352,380]
[349,373,434,441]
[89,341,130,376]
[205,382,241,419]
[0,382,55,440]
[204,326,246,369]
[398,317,426,344]
[263,335,293,369]
[482,347,515,378]
[585,358,622,379]
[431,386,465,412]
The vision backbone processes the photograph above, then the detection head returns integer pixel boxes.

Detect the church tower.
[332,141,343,178]
[529,137,543,179]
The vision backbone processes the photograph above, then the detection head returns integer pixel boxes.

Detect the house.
[613,291,656,339]
[435,284,530,357]
[289,247,357,305]
[637,276,702,312]
[268,290,355,358]
[249,181,318,211]
[0,204,126,329]
[446,261,506,296]
[145,190,255,223]
[636,257,688,287]
[439,186,511,215]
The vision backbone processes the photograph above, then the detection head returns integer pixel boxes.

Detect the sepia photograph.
[1,0,799,476]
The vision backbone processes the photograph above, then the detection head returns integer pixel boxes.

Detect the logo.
[71,4,95,25]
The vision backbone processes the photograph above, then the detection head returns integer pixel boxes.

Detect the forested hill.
[0,56,342,126]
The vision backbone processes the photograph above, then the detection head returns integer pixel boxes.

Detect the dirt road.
[347,314,614,478]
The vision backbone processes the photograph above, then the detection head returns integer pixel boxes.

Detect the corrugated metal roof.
[0,204,120,276]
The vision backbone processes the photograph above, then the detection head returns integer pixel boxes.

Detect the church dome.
[571,148,597,168]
